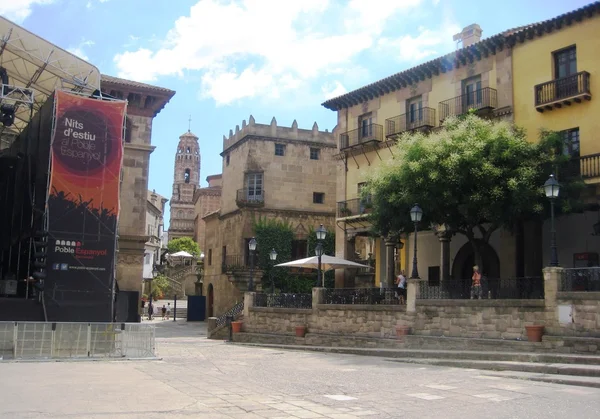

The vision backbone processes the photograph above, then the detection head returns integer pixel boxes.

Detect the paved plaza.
[1,321,600,418]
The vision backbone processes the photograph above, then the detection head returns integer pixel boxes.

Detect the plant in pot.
[525,324,544,342]
[395,324,410,337]
[231,320,243,333]
[295,325,307,338]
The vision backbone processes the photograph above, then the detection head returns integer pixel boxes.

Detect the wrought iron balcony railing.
[253,293,312,309]
[236,188,265,206]
[560,267,600,292]
[535,71,591,111]
[577,153,600,179]
[385,107,436,137]
[337,197,372,218]
[339,123,383,150]
[417,277,544,300]
[221,254,246,273]
[323,288,402,305]
[438,87,497,121]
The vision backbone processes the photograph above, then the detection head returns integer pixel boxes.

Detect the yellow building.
[322,3,600,288]
[511,2,600,268]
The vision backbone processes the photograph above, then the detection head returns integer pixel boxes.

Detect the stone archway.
[207,284,214,318]
[448,240,501,298]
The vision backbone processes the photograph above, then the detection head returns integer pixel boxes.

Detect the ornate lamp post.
[544,175,560,267]
[315,224,327,287]
[248,237,257,291]
[195,252,205,295]
[269,248,278,294]
[409,204,423,279]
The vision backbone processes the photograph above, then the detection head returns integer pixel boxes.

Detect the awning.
[0,15,101,134]
[275,255,372,271]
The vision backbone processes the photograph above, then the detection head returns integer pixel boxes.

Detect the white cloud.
[114,0,456,105]
[67,40,95,62]
[322,81,347,100]
[0,0,54,23]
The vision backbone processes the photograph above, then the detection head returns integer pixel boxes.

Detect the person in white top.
[396,270,407,304]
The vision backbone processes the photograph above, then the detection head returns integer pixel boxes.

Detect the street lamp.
[315,224,327,287]
[544,174,560,267]
[409,204,423,279]
[269,248,278,294]
[248,237,257,291]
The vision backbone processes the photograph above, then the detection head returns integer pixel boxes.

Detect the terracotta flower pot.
[295,325,307,338]
[231,321,243,333]
[525,325,544,342]
[396,326,410,337]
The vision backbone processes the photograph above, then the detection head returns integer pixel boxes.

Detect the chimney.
[453,24,482,48]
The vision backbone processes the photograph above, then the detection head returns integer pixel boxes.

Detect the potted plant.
[231,321,243,333]
[295,325,307,338]
[339,206,352,217]
[396,325,411,337]
[525,325,544,342]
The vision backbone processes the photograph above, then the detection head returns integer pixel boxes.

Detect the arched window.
[184,169,191,183]
[186,147,190,153]
[178,148,182,154]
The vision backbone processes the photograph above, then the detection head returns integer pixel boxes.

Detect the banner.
[46,90,126,311]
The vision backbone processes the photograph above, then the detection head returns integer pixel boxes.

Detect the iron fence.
[215,301,244,329]
[253,293,312,309]
[560,267,600,292]
[339,124,384,150]
[323,288,401,305]
[417,277,544,300]
[385,107,436,137]
[337,198,371,217]
[535,71,591,107]
[0,322,155,360]
[438,87,497,121]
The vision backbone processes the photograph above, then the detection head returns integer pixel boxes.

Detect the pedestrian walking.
[147,302,154,320]
[396,270,407,304]
[161,304,167,320]
[471,265,483,299]
[166,303,171,320]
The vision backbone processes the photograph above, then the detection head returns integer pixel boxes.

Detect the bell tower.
[169,129,200,240]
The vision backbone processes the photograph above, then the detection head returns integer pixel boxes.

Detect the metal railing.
[535,71,591,107]
[337,198,372,217]
[215,301,244,328]
[0,322,155,360]
[560,267,600,292]
[222,254,246,272]
[578,153,600,178]
[236,188,265,206]
[438,87,497,121]
[385,107,436,137]
[417,277,545,300]
[323,288,401,305]
[339,123,384,150]
[254,293,312,309]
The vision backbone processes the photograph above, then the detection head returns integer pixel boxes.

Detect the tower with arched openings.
[169,130,200,240]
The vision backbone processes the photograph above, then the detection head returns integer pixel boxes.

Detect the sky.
[1,0,593,229]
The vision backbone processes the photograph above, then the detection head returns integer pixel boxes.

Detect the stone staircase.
[207,301,244,339]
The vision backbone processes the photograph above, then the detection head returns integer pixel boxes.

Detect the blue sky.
[1,0,593,229]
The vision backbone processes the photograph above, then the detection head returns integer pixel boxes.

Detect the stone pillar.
[243,291,255,318]
[384,238,396,288]
[312,287,325,311]
[543,267,563,330]
[439,234,451,282]
[406,278,423,313]
[207,317,217,333]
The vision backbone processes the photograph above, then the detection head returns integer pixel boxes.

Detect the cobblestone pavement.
[1,321,600,418]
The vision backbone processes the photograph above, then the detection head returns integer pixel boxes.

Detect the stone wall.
[552,292,600,337]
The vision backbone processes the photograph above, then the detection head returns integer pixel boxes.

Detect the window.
[463,76,482,109]
[407,96,423,124]
[554,46,577,79]
[186,147,190,153]
[124,117,132,143]
[275,143,286,156]
[313,192,324,204]
[208,249,212,266]
[561,128,580,157]
[226,154,230,166]
[359,113,373,138]
[358,182,371,213]
[291,240,308,259]
[184,169,190,184]
[310,148,320,160]
[245,172,263,201]
[222,246,227,267]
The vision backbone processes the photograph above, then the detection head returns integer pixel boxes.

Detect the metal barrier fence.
[215,301,244,329]
[417,277,545,300]
[323,288,402,305]
[561,267,600,292]
[253,293,312,309]
[0,322,155,360]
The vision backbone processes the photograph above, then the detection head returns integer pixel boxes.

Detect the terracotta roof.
[322,1,600,111]
[101,74,175,95]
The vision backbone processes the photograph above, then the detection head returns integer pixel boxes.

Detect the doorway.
[207,284,214,318]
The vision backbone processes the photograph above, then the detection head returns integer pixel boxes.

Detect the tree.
[150,275,169,299]
[253,216,294,292]
[167,237,201,257]
[366,113,584,268]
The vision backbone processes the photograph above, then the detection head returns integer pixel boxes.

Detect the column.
[384,237,397,288]
[543,267,562,331]
[439,233,451,282]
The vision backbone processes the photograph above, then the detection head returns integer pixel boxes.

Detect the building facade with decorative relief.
[143,190,168,280]
[100,75,175,315]
[193,174,222,248]
[202,116,337,317]
[169,130,201,240]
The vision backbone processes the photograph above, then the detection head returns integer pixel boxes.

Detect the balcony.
[236,188,265,207]
[385,107,436,137]
[339,123,383,150]
[535,71,591,112]
[222,254,246,273]
[578,153,600,179]
[438,87,497,121]
[222,254,264,292]
[337,198,371,218]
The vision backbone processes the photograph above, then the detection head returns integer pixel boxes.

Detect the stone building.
[193,174,222,247]
[100,75,175,304]
[169,130,201,240]
[202,116,337,317]
[143,190,168,280]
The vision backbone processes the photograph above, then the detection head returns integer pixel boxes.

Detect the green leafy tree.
[150,274,169,299]
[167,237,201,257]
[366,113,584,267]
[253,217,295,292]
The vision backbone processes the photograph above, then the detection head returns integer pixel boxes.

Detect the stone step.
[479,370,600,389]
